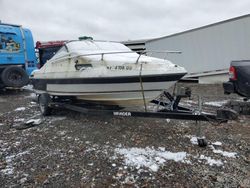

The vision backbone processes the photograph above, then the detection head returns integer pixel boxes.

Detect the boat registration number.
[107,66,132,70]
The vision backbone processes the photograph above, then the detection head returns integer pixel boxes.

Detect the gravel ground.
[0,84,249,187]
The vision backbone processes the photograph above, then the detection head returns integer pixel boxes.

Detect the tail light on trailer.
[229,66,237,80]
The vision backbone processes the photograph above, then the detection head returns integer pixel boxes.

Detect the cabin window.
[38,46,62,68]
[75,60,93,70]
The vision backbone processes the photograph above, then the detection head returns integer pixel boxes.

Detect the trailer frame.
[37,88,238,147]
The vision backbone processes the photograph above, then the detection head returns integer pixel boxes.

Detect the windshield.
[66,41,131,53]
[38,46,62,67]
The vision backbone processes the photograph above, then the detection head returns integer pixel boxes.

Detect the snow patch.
[14,118,25,122]
[25,118,42,125]
[1,166,14,175]
[199,155,223,166]
[22,85,33,91]
[189,137,224,148]
[212,141,222,146]
[209,145,237,158]
[1,150,30,176]
[212,149,237,158]
[190,136,198,145]
[185,135,202,145]
[23,93,37,100]
[14,107,26,111]
[114,147,187,172]
[58,130,67,136]
[165,119,171,123]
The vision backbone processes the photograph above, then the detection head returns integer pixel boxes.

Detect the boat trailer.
[37,87,238,147]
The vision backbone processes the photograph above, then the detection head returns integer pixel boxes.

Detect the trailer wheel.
[1,66,29,87]
[38,93,51,116]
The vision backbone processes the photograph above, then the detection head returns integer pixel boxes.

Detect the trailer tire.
[1,66,29,87]
[38,93,52,116]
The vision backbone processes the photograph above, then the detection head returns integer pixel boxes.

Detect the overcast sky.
[1,0,250,42]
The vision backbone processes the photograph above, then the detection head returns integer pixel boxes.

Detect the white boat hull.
[38,81,176,106]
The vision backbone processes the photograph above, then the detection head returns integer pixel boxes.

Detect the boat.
[30,40,187,107]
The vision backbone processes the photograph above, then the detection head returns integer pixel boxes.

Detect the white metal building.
[146,14,250,83]
[124,14,250,83]
[122,39,147,52]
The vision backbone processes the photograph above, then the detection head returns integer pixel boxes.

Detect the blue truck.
[0,23,37,88]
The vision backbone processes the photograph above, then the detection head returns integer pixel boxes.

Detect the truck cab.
[0,23,37,88]
[36,40,66,68]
